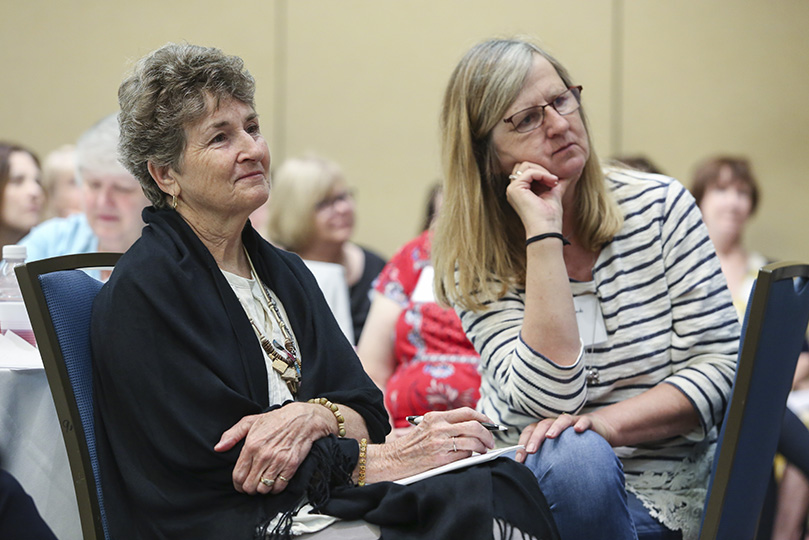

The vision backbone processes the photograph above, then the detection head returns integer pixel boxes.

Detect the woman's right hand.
[505,161,565,236]
[367,408,496,483]
[214,402,333,496]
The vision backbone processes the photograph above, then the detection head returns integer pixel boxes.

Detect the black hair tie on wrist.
[525,232,571,247]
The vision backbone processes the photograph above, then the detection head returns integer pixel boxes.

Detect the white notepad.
[394,445,523,485]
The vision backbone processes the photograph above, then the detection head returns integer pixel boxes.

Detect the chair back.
[699,261,809,540]
[15,253,122,540]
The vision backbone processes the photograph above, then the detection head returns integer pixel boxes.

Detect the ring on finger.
[276,474,289,483]
[260,477,275,487]
[451,436,457,453]
[508,174,518,181]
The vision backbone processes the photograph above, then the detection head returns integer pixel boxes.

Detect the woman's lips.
[238,170,265,181]
[553,142,575,156]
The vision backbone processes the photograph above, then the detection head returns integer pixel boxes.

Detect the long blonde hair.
[433,38,622,312]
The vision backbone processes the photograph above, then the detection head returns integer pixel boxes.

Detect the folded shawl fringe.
[254,435,560,540]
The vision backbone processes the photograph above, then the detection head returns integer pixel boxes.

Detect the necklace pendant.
[281,366,299,395]
[284,338,297,356]
[281,366,298,381]
[272,358,289,376]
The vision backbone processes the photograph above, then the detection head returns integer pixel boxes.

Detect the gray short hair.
[117,42,256,209]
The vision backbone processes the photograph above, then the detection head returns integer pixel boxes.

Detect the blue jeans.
[519,428,682,540]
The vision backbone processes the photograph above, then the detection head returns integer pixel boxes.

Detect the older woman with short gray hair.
[93,42,558,540]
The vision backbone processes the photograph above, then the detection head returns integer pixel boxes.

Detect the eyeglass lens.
[508,86,582,133]
[316,189,354,211]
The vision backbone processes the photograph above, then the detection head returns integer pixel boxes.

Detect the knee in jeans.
[526,428,623,490]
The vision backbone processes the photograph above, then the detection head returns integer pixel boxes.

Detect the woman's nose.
[543,107,570,137]
[28,179,44,199]
[239,132,267,162]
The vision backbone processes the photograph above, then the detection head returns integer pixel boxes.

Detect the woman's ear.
[147,161,177,196]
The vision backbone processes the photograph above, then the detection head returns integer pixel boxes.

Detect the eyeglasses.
[315,189,354,212]
[503,86,583,133]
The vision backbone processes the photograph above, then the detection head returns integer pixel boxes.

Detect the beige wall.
[2,0,807,261]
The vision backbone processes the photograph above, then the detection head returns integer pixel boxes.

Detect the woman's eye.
[210,133,226,144]
[518,110,541,128]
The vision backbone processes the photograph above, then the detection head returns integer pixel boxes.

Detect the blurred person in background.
[0,142,43,251]
[609,155,663,175]
[21,114,150,271]
[359,183,481,438]
[39,144,82,220]
[267,154,386,344]
[692,155,809,540]
[419,182,444,233]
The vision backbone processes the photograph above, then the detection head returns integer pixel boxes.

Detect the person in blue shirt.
[20,114,149,270]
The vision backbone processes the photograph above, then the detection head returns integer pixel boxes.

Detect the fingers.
[256,471,292,495]
[228,407,315,495]
[419,409,496,450]
[508,162,559,188]
[237,437,306,495]
[544,413,579,439]
[421,407,488,425]
[239,443,302,495]
[215,415,259,452]
[515,423,538,462]
[523,419,554,455]
[516,414,585,461]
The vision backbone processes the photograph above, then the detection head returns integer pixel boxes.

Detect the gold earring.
[171,193,178,210]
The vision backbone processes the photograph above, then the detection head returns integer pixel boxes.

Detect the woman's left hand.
[371,408,496,482]
[514,412,616,463]
[214,402,332,495]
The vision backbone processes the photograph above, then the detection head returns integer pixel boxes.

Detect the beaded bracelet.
[308,397,346,437]
[525,232,571,247]
[357,438,367,486]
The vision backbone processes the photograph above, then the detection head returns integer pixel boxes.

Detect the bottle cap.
[2,245,27,260]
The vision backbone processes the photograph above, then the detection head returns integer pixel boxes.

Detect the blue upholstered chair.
[16,253,121,540]
[699,261,809,540]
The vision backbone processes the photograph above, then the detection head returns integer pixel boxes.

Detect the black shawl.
[92,208,389,539]
[92,208,559,540]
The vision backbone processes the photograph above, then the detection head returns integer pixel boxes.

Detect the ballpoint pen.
[406,415,509,432]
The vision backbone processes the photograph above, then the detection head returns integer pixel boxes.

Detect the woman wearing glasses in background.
[432,37,739,540]
[267,155,386,344]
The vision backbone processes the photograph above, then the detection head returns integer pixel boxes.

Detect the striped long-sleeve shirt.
[457,170,739,538]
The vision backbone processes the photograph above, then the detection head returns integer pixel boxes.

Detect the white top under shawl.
[221,270,342,536]
[221,269,299,406]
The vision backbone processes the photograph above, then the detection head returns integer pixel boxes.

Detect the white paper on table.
[395,444,523,485]
[0,331,42,369]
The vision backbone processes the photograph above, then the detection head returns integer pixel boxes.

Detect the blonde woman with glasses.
[433,37,739,540]
[267,155,386,344]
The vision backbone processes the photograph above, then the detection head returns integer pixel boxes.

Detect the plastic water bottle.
[0,245,35,346]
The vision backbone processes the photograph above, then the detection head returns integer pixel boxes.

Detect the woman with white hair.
[21,114,149,267]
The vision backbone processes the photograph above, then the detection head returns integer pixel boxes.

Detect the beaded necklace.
[243,247,301,395]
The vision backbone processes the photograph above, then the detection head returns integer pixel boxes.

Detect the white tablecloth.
[0,366,82,539]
